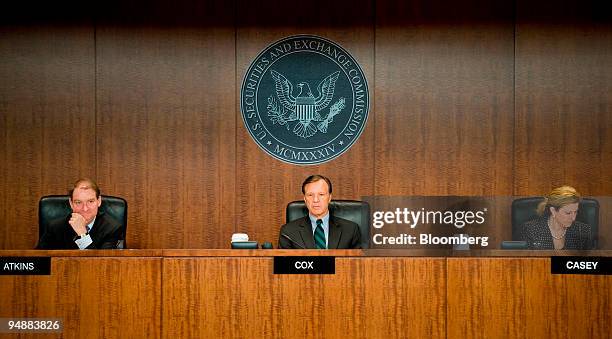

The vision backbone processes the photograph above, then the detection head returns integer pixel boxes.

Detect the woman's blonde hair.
[537,185,581,216]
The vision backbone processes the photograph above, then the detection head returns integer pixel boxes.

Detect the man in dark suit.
[278,175,361,249]
[37,178,123,249]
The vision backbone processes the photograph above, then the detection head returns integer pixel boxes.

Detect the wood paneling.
[514,0,612,196]
[448,257,611,338]
[235,0,375,247]
[363,258,446,338]
[375,0,515,196]
[597,197,612,249]
[1,251,610,337]
[0,25,95,249]
[1,0,611,250]
[447,258,525,337]
[522,258,611,338]
[163,256,446,338]
[0,256,162,338]
[96,0,235,248]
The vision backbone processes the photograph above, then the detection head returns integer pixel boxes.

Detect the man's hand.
[68,213,88,236]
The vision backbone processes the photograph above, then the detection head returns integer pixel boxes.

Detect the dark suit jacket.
[36,212,123,249]
[522,216,593,250]
[278,215,361,249]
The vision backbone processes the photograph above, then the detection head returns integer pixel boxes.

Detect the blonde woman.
[522,186,593,250]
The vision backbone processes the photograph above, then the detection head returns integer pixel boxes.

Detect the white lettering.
[371,233,416,245]
[2,262,35,270]
[370,208,488,229]
[566,261,598,270]
[294,261,314,269]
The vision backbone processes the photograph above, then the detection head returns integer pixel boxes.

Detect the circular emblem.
[240,35,369,165]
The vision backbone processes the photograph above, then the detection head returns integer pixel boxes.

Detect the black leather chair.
[286,200,370,249]
[38,195,128,248]
[511,197,599,248]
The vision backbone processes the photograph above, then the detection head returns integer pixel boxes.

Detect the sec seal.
[241,35,369,165]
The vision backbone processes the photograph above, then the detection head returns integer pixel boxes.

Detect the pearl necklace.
[548,218,567,240]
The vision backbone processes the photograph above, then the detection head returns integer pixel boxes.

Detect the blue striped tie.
[314,219,326,249]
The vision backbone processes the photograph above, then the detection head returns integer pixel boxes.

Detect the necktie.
[314,219,326,249]
[86,225,91,234]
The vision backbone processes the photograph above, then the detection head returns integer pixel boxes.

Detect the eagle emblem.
[267,70,346,138]
[240,35,369,165]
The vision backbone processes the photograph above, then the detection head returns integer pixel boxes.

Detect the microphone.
[281,233,305,249]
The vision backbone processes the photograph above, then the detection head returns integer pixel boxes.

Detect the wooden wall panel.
[235,0,375,247]
[1,0,611,250]
[448,257,612,338]
[522,258,611,338]
[163,257,446,338]
[597,197,612,249]
[0,25,95,249]
[514,0,612,196]
[0,257,162,337]
[363,257,446,338]
[447,258,526,337]
[96,0,235,248]
[375,0,515,196]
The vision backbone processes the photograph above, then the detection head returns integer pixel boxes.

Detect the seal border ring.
[240,34,370,165]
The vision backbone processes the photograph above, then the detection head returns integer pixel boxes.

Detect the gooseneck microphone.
[281,233,306,249]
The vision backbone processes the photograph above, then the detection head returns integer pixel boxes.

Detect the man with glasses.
[278,174,361,249]
[37,178,123,249]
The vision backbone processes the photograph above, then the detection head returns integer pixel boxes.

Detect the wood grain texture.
[0,257,162,338]
[523,258,611,338]
[362,258,446,338]
[0,249,163,257]
[597,197,612,249]
[374,0,515,196]
[448,257,612,338]
[95,0,235,249]
[514,0,612,196]
[0,25,95,249]
[447,257,525,337]
[1,0,611,250]
[163,257,446,338]
[234,0,375,247]
[161,248,362,257]
[1,251,610,337]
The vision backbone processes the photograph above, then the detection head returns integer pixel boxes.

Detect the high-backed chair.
[286,200,370,249]
[38,195,128,248]
[511,197,599,248]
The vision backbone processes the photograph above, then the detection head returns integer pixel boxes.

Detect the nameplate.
[274,256,335,274]
[551,256,611,275]
[0,257,51,275]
